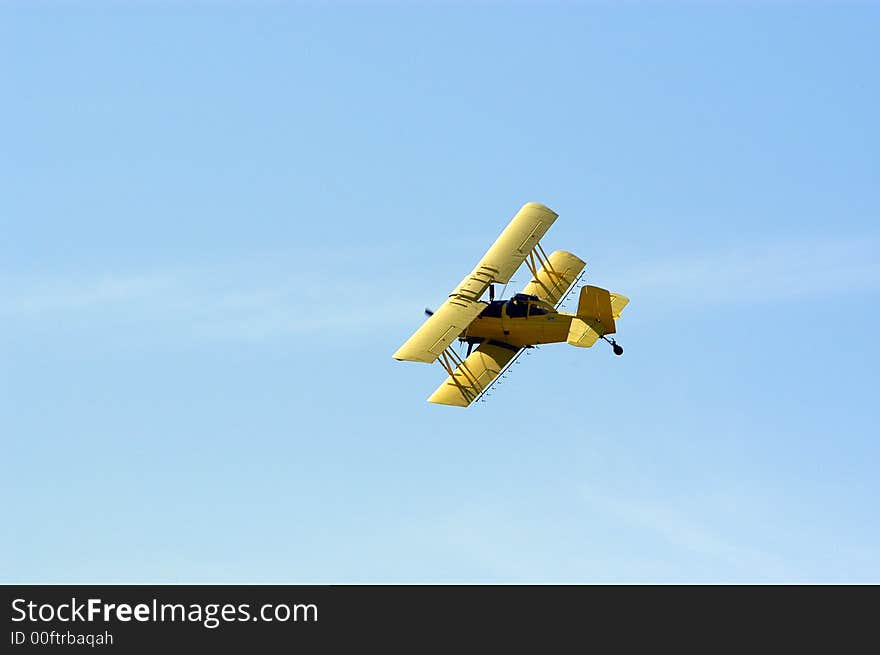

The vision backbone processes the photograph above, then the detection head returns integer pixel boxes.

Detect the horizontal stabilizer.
[610,292,629,319]
[567,318,602,348]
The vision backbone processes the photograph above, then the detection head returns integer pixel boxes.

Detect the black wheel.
[613,344,624,356]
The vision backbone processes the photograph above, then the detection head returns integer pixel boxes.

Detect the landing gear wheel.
[601,335,624,357]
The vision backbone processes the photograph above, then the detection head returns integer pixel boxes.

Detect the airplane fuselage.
[460,295,575,349]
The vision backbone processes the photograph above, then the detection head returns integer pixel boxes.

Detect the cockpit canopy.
[479,294,551,319]
[479,300,506,318]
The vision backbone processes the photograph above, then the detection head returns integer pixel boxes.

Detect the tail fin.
[567,286,626,348]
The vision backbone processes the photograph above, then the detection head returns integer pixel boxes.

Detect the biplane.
[392,202,629,407]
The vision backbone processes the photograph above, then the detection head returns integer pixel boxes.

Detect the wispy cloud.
[0,274,174,317]
[0,253,423,343]
[611,234,880,309]
[4,232,877,343]
[580,486,792,581]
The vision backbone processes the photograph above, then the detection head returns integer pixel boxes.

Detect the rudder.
[567,285,616,348]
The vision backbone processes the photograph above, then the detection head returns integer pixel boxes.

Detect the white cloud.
[0,254,423,343]
[579,486,792,581]
[0,274,174,316]
[4,232,877,343]
[611,234,880,308]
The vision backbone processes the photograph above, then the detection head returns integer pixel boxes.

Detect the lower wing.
[427,343,521,407]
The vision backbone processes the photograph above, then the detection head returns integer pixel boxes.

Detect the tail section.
[609,291,630,320]
[567,286,628,348]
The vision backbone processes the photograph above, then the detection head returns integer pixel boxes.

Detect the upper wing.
[393,202,558,363]
[464,202,559,288]
[427,343,521,407]
[520,250,585,306]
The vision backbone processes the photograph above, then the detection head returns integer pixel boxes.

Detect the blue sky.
[2,1,878,583]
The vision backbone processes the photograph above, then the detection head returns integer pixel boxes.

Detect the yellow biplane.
[392,202,629,407]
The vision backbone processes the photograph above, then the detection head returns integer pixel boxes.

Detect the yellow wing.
[520,250,585,306]
[393,202,558,363]
[427,343,520,407]
[392,300,486,363]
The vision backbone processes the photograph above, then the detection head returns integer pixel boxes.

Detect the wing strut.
[437,346,484,404]
[520,249,587,309]
[523,241,562,300]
